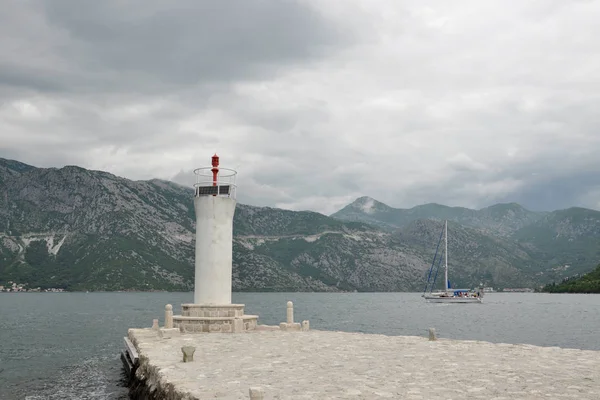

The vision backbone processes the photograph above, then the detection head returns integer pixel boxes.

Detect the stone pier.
[127,328,600,399]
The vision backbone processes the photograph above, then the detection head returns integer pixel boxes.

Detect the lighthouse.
[172,154,258,333]
[193,154,236,304]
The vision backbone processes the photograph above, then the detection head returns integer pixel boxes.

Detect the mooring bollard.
[152,319,159,330]
[286,301,294,324]
[249,387,264,400]
[429,328,437,341]
[302,320,310,331]
[165,304,173,329]
[181,346,196,362]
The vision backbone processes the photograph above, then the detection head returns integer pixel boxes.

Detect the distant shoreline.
[3,290,595,294]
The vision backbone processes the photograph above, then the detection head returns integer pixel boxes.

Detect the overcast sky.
[1,0,599,214]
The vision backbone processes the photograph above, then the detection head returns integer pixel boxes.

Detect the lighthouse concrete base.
[172,304,258,333]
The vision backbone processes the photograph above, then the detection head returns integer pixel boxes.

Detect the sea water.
[0,291,598,399]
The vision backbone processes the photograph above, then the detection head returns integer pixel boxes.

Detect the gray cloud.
[7,0,346,94]
[1,0,600,214]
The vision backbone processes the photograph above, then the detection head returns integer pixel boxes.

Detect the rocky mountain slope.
[0,158,428,291]
[332,196,600,279]
[331,196,546,235]
[1,158,599,291]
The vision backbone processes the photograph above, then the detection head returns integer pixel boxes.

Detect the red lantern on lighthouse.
[211,154,219,187]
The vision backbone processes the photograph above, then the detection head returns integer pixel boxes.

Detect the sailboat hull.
[424,295,482,303]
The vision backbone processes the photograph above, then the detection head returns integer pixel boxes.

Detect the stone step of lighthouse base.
[172,304,258,333]
[180,303,246,318]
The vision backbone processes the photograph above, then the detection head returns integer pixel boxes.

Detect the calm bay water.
[0,292,598,399]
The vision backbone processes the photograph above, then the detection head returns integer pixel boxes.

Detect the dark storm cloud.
[0,0,353,188]
[2,0,346,94]
[493,168,600,212]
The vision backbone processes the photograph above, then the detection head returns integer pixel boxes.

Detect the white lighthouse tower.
[172,154,258,333]
[193,153,236,304]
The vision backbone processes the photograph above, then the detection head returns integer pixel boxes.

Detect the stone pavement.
[128,328,600,399]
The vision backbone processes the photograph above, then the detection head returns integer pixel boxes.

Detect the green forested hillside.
[542,264,600,293]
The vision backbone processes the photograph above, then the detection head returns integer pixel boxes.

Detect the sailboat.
[422,220,483,303]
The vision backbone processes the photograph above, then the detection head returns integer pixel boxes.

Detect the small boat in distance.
[422,220,483,304]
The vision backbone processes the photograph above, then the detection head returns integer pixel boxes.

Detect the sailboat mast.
[444,220,448,292]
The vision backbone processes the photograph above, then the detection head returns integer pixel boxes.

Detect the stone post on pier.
[280,301,302,331]
[249,387,264,400]
[165,304,173,329]
[287,301,294,324]
[429,328,437,341]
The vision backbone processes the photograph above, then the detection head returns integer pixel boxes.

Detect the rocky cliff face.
[0,159,196,290]
[1,158,599,291]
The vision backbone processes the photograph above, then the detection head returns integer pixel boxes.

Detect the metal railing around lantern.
[193,166,237,199]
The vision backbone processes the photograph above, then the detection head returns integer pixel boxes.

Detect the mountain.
[331,196,545,235]
[396,219,539,289]
[2,158,599,292]
[333,197,600,282]
[512,207,600,277]
[0,159,434,292]
[0,159,197,291]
